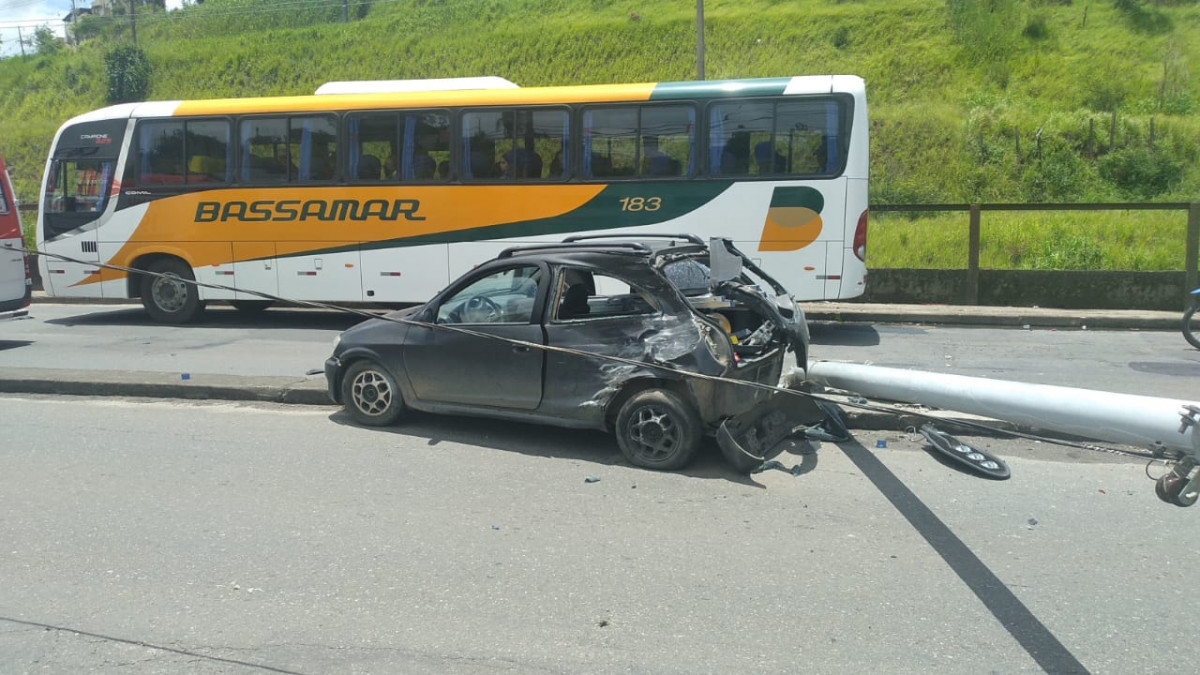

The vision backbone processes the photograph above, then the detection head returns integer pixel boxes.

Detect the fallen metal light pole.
[804,360,1200,507]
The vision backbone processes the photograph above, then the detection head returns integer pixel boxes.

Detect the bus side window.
[709,102,771,177]
[776,100,843,176]
[137,120,186,185]
[462,108,567,181]
[582,108,636,180]
[406,111,450,182]
[583,104,693,180]
[709,99,845,178]
[290,115,337,182]
[240,118,290,184]
[185,119,231,184]
[639,105,693,178]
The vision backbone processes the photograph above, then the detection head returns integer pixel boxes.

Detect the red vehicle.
[0,156,32,321]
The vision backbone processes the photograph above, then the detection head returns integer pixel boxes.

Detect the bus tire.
[141,258,205,324]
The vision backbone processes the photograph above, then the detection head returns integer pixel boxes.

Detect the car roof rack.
[497,241,652,259]
[563,233,706,246]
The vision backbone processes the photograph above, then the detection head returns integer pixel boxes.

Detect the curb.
[0,368,333,407]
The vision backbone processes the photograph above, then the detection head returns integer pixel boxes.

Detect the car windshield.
[435,265,541,324]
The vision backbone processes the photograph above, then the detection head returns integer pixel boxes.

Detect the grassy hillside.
[2,0,1198,270]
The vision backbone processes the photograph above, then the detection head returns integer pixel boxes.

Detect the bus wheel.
[141,259,205,324]
[230,300,275,314]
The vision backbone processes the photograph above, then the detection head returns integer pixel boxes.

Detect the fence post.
[967,204,981,305]
[1186,203,1199,306]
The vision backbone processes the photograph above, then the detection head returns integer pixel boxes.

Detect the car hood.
[338,304,425,346]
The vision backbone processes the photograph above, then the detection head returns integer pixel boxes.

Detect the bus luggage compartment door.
[232,242,279,300]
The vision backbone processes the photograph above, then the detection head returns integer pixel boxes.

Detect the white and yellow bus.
[37,75,869,323]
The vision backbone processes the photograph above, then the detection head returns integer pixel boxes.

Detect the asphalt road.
[1,394,1197,674]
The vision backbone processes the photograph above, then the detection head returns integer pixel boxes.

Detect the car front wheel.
[615,389,702,471]
[342,360,405,426]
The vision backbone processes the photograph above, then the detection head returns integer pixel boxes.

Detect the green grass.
[871,209,1190,270]
[2,0,1199,268]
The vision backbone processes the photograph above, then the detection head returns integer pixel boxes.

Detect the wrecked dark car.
[325,235,810,471]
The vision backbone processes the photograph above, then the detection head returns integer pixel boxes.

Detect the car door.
[540,266,675,418]
[401,263,546,409]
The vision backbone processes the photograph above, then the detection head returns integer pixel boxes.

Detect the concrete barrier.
[861,268,1190,311]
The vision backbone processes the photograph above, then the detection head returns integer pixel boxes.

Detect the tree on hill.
[33,26,62,56]
[105,44,153,103]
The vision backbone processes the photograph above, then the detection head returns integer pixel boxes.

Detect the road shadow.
[327,408,817,486]
[0,340,32,352]
[45,305,371,331]
[808,321,881,347]
[837,438,1088,674]
[1128,360,1200,377]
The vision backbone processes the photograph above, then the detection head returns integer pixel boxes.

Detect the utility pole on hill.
[696,0,705,80]
[343,0,349,22]
[130,0,138,45]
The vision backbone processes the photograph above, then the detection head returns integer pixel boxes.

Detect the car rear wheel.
[342,360,405,426]
[140,258,205,324]
[615,389,702,470]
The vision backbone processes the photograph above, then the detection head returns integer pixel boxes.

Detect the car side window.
[436,265,541,325]
[553,268,659,322]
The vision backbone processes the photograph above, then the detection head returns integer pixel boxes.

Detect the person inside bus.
[413,153,436,179]
[814,136,830,172]
[641,136,670,176]
[754,141,786,175]
[500,148,541,178]
[413,129,442,179]
[359,154,382,180]
[720,129,752,175]
[525,150,543,178]
[271,147,295,179]
[437,160,450,179]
